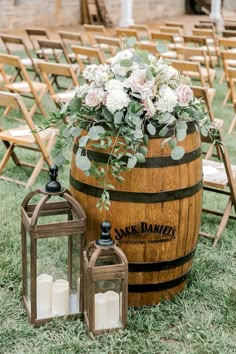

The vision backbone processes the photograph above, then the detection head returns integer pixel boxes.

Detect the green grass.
[0,61,236,354]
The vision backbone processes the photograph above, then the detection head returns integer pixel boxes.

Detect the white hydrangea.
[105,89,130,114]
[105,79,124,91]
[155,63,178,84]
[94,64,111,86]
[83,64,98,81]
[155,85,178,113]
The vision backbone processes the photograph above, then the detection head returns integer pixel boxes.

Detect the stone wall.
[0,0,80,31]
[0,0,186,31]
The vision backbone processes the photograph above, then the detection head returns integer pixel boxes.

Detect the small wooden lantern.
[83,221,128,336]
[21,165,86,326]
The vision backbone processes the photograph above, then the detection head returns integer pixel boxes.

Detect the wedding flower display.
[54,45,210,210]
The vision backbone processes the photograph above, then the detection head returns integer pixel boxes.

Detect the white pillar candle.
[52,279,69,317]
[104,290,120,328]
[36,273,53,318]
[95,293,107,330]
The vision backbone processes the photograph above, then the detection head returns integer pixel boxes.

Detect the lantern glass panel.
[95,250,122,267]
[26,233,82,320]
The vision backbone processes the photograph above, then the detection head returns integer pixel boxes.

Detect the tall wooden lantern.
[21,165,86,326]
[83,221,128,336]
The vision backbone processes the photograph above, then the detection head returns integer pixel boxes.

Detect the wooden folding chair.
[192,28,219,67]
[0,34,42,81]
[58,30,86,64]
[191,85,223,159]
[0,53,47,118]
[71,45,105,73]
[175,46,216,88]
[136,42,161,58]
[129,24,152,42]
[200,128,236,245]
[226,67,236,133]
[150,32,178,59]
[38,61,78,108]
[220,50,236,106]
[165,21,185,31]
[84,24,108,46]
[182,34,217,69]
[115,27,139,43]
[0,91,58,188]
[94,36,122,59]
[170,59,215,102]
[25,27,59,60]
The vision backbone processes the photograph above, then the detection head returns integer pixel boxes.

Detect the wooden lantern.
[83,221,128,336]
[21,165,86,326]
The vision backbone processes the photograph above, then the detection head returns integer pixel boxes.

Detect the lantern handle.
[31,194,50,225]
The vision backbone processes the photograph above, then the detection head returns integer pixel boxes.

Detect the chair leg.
[222,89,230,106]
[213,199,232,246]
[0,143,15,173]
[219,71,225,84]
[228,114,236,134]
[2,141,20,165]
[30,87,47,118]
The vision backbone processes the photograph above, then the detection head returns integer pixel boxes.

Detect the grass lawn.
[0,60,236,354]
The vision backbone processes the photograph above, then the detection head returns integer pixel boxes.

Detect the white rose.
[155,86,178,113]
[105,89,130,114]
[85,88,105,107]
[126,69,155,98]
[110,49,133,65]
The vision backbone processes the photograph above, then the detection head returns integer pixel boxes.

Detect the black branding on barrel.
[114,221,176,244]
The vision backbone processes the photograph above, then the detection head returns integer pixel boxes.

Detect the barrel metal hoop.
[128,270,191,293]
[73,146,202,168]
[128,248,196,272]
[69,175,203,203]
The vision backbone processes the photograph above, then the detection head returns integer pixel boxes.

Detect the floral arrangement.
[52,44,210,210]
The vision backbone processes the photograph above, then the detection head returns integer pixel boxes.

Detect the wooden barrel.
[69,123,202,306]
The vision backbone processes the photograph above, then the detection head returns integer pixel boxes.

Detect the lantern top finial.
[96,221,114,246]
[45,165,62,193]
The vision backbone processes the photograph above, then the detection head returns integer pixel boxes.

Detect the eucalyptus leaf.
[69,97,81,113]
[88,126,105,140]
[127,36,137,47]
[158,126,169,137]
[138,146,147,155]
[146,68,153,81]
[62,127,71,139]
[201,126,209,137]
[171,146,185,160]
[120,59,133,67]
[177,121,188,130]
[135,152,146,163]
[143,134,149,146]
[114,111,123,125]
[79,135,89,147]
[76,155,91,171]
[176,128,187,142]
[70,127,81,137]
[127,156,137,169]
[147,123,156,135]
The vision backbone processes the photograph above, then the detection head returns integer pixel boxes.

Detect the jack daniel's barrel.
[70,123,202,306]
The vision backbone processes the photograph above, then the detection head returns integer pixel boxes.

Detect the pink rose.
[85,88,105,107]
[176,84,193,105]
[126,69,155,98]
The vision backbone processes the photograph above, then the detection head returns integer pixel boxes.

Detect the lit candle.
[52,279,69,317]
[95,293,107,330]
[104,290,120,328]
[36,273,53,318]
